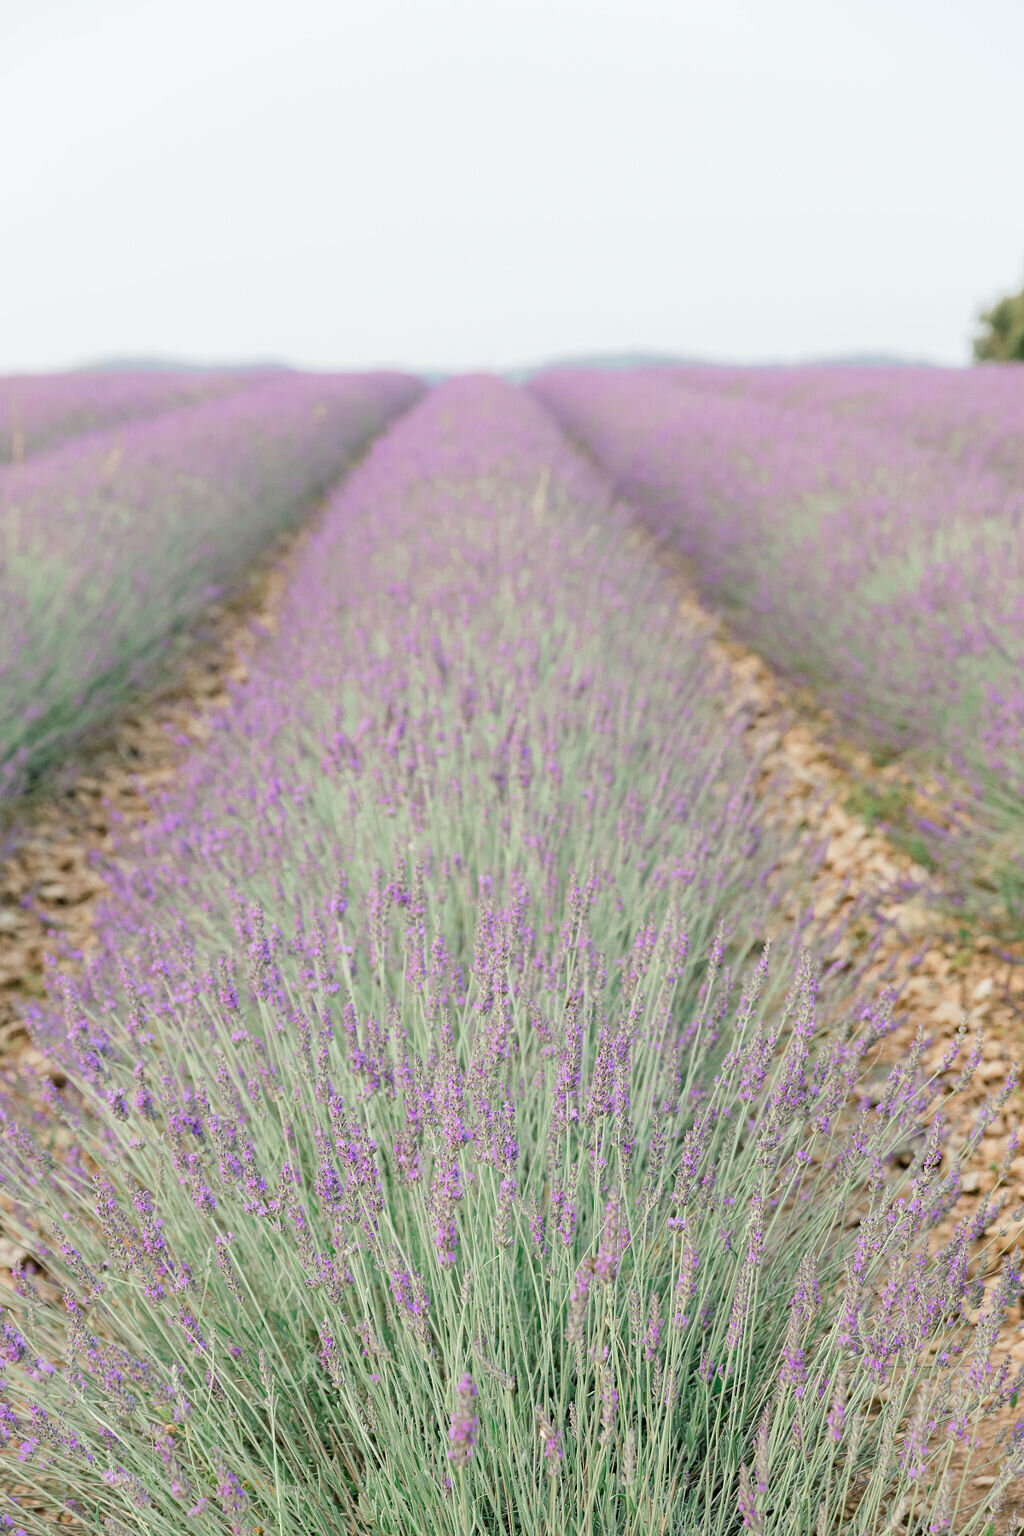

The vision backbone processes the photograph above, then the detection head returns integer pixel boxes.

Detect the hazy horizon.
[3,0,1023,376]
[35,348,949,381]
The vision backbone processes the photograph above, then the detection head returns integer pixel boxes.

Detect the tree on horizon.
[974,274,1024,360]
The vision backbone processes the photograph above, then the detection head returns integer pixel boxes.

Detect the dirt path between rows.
[0,514,313,1061]
[2,504,1023,1532]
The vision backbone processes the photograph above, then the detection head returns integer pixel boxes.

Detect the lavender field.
[0,371,422,799]
[531,365,1024,924]
[0,370,1023,1534]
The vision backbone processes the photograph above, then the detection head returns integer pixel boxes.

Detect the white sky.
[2,0,1022,374]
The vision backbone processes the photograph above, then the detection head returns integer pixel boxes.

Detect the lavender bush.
[0,378,1020,1534]
[0,371,254,465]
[530,367,1024,920]
[0,371,422,798]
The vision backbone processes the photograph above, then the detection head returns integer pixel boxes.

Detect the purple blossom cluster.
[0,376,1018,1534]
[531,364,1024,915]
[0,369,422,796]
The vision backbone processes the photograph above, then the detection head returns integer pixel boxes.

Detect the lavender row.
[0,369,256,465]
[530,366,1024,921]
[663,362,1024,483]
[0,370,422,798]
[0,378,1018,1534]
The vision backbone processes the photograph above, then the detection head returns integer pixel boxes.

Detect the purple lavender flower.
[566,1263,593,1345]
[779,1302,807,1398]
[726,1260,753,1352]
[673,1224,699,1330]
[899,1398,930,1482]
[175,1309,208,1356]
[827,1366,849,1443]
[599,1366,619,1446]
[215,1456,252,1535]
[737,1464,763,1533]
[594,1188,629,1284]
[430,1160,464,1265]
[551,1183,577,1247]
[0,1314,27,1366]
[448,1373,479,1469]
[644,1291,663,1361]
[536,1406,563,1470]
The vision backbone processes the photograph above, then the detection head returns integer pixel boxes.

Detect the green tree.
[974,278,1024,361]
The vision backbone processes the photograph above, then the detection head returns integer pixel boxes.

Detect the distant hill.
[512,351,937,381]
[75,357,290,374]
[809,353,936,369]
[68,353,940,383]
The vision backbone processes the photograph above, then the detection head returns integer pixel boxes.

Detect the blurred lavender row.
[1,379,1017,1534]
[0,370,422,798]
[530,366,1024,920]
[666,362,1024,482]
[0,369,257,465]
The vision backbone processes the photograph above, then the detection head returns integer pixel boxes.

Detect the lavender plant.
[0,370,254,466]
[0,370,422,798]
[530,366,1024,923]
[0,379,1020,1535]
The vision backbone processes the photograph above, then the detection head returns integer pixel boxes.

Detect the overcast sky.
[2,0,1022,374]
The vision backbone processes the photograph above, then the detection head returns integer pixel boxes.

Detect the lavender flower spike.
[448,1373,479,1469]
